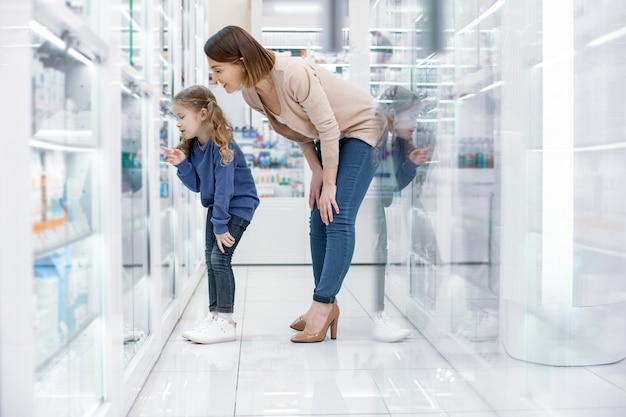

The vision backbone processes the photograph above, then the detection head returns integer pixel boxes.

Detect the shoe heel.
[330,317,338,340]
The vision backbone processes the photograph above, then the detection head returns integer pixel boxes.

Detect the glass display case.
[29,7,105,417]
[377,0,625,367]
[1,0,211,415]
[499,0,626,365]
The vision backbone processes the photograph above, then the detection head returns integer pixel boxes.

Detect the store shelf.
[32,0,108,63]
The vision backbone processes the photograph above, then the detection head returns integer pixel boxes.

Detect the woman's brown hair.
[174,85,234,165]
[204,25,275,88]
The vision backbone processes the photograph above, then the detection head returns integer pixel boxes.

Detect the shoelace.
[203,319,235,335]
[192,316,215,331]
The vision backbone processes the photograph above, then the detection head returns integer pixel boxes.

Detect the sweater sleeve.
[210,146,235,235]
[176,158,201,192]
[392,139,418,191]
[285,64,341,168]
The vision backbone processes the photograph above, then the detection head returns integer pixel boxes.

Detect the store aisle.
[127,265,626,417]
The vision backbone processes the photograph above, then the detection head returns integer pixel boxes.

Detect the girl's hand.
[309,171,323,211]
[318,183,339,225]
[215,231,235,253]
[160,146,187,166]
[408,146,433,165]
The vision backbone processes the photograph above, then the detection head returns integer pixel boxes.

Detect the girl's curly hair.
[174,85,234,165]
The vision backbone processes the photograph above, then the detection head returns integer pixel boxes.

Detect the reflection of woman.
[204,26,386,343]
[373,86,432,342]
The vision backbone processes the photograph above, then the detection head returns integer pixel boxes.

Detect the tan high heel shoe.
[289,316,306,331]
[289,299,337,331]
[291,302,340,343]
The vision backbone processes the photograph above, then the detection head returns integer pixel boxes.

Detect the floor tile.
[457,365,626,411]
[586,359,626,392]
[153,340,241,372]
[370,368,493,414]
[235,369,390,415]
[127,370,238,417]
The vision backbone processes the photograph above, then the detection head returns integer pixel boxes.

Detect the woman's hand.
[408,146,433,165]
[215,231,235,253]
[309,171,323,212]
[318,183,338,225]
[160,146,187,166]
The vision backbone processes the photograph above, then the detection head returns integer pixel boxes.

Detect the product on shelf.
[457,137,494,168]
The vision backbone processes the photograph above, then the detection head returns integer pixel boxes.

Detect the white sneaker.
[372,311,411,343]
[187,316,237,344]
[181,315,215,340]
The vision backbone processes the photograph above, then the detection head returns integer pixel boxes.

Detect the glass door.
[159,0,176,308]
[159,111,176,307]
[441,0,501,344]
[120,72,151,364]
[30,13,104,417]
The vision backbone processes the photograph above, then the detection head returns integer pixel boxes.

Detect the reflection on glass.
[121,84,150,365]
[372,0,502,346]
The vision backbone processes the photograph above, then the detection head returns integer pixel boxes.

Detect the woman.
[204,26,386,343]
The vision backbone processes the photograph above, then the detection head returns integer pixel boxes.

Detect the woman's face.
[208,58,245,94]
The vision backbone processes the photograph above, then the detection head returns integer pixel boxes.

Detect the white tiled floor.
[127,265,626,417]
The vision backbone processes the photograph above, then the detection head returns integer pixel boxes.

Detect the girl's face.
[208,58,246,93]
[393,108,419,140]
[173,103,206,140]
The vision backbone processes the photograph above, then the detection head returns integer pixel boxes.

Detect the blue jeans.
[205,208,250,313]
[310,138,381,304]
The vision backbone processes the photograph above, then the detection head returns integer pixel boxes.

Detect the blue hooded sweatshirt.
[175,138,259,235]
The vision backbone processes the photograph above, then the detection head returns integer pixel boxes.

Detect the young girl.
[373,86,433,342]
[161,85,259,344]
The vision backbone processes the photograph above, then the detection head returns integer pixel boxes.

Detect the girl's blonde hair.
[174,85,234,165]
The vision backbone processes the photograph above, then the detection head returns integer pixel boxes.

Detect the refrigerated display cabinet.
[0,0,210,416]
[499,0,626,366]
[2,1,110,416]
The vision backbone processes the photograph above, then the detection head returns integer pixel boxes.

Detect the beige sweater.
[242,57,386,169]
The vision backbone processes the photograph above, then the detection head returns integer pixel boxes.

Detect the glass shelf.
[120,0,144,70]
[31,23,97,148]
